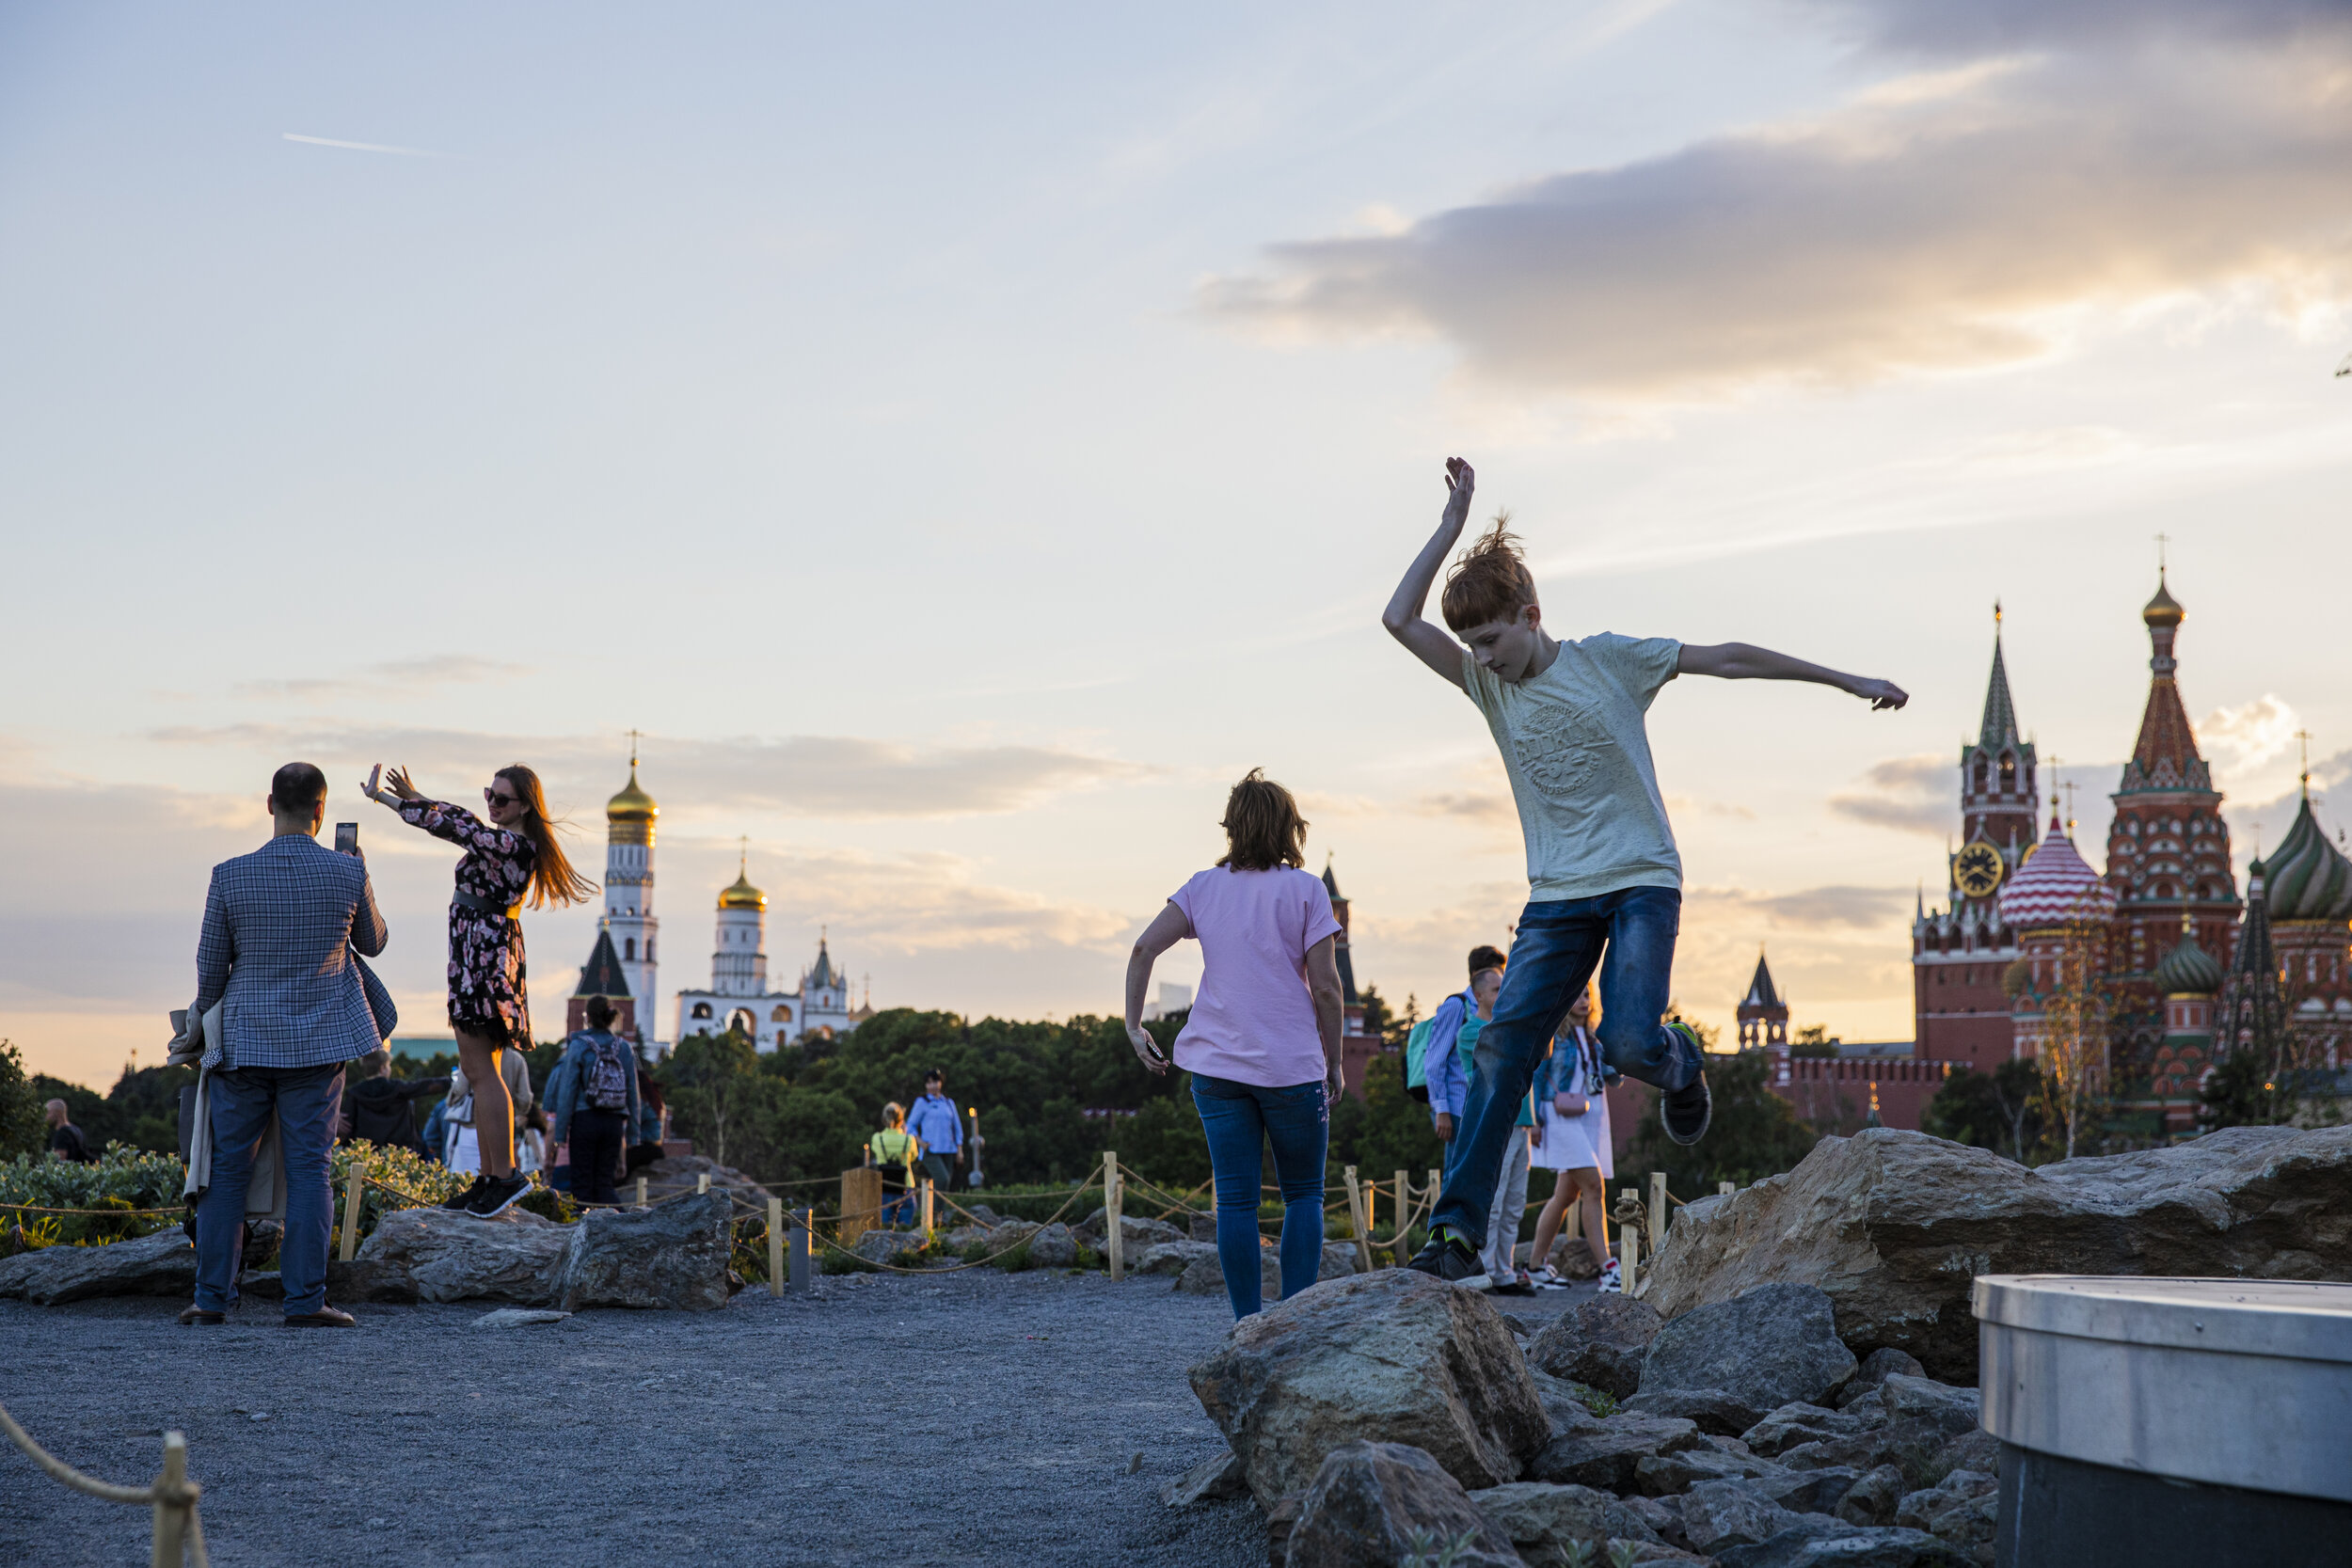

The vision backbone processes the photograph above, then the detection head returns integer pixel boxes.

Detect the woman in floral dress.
[375,763,596,1215]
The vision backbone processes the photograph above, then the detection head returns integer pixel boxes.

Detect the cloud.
[145,723,1144,820]
[283,133,455,158]
[2199,693,2301,779]
[1410,789,1515,821]
[1831,753,1956,837]
[1200,5,2352,398]
[232,656,530,703]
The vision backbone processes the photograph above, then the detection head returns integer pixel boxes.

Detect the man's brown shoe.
[179,1305,225,1325]
[282,1305,357,1328]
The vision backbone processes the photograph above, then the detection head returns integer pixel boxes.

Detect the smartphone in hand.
[334,822,360,856]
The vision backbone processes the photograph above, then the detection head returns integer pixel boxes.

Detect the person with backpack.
[1412,944,1507,1176]
[868,1102,919,1227]
[547,996,642,1205]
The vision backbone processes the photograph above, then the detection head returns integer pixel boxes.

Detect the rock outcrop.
[1025,1222,1079,1268]
[1468,1481,1649,1557]
[0,1228,196,1305]
[554,1191,734,1311]
[1072,1208,1188,1253]
[1525,1295,1663,1399]
[851,1229,932,1266]
[1188,1270,1547,1505]
[1645,1124,2352,1382]
[1523,1414,1704,1492]
[355,1207,573,1305]
[1285,1442,1522,1568]
[1638,1282,1857,1410]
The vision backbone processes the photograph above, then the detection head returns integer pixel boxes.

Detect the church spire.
[2119,569,2211,796]
[1979,600,2020,749]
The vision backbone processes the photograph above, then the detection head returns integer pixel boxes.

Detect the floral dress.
[400,799,537,1043]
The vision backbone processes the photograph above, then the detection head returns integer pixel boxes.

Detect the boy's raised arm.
[1381,457,1477,691]
[1677,641,1909,710]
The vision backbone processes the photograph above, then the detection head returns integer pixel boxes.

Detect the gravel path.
[0,1264,1597,1566]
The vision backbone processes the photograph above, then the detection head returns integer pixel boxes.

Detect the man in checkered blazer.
[185,762,389,1328]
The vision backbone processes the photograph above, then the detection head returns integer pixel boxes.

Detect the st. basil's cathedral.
[1909,574,2352,1134]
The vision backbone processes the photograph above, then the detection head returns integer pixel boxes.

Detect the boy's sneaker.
[1660,1025,1712,1144]
[1405,1232,1483,1285]
[1490,1271,1538,1297]
[441,1178,486,1212]
[1597,1258,1623,1293]
[467,1172,532,1218]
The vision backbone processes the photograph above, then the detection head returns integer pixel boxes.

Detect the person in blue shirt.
[905,1069,963,1195]
[546,996,644,1205]
[1424,945,1508,1175]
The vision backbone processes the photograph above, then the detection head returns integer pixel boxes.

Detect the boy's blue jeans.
[1429,887,1699,1245]
[1191,1073,1327,1319]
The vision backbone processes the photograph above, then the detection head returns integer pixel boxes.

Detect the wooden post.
[767,1196,786,1297]
[697,1172,711,1196]
[338,1158,366,1262]
[1343,1165,1375,1275]
[151,1431,190,1568]
[1427,1166,1441,1243]
[635,1175,647,1209]
[1104,1151,1123,1281]
[1648,1170,1667,1258]
[920,1178,935,1235]
[788,1208,813,1294]
[1619,1188,1641,1293]
[1719,1180,1737,1197]
[839,1167,882,1245]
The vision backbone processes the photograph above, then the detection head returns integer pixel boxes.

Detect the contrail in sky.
[282,133,454,158]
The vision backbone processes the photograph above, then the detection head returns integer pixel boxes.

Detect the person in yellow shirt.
[868,1102,919,1227]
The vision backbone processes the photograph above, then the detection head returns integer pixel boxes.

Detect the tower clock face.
[1954,839,2005,899]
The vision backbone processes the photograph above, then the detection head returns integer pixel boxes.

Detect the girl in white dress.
[1527,987,1619,1291]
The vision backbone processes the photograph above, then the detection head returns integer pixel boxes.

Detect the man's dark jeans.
[196,1061,347,1316]
[1429,887,1699,1245]
[569,1107,628,1205]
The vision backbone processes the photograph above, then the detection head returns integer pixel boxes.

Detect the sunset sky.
[5,1,2348,1085]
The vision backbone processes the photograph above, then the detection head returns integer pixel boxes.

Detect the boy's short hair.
[1440,515,1537,634]
[1470,966,1504,990]
[1467,944,1507,976]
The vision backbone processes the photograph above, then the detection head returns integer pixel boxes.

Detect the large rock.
[1621,1386,1771,1436]
[1635,1446,1788,1496]
[356,1207,571,1305]
[1025,1222,1079,1268]
[1468,1481,1638,1556]
[1320,1242,1361,1280]
[1525,1295,1663,1399]
[851,1228,931,1266]
[1073,1207,1188,1252]
[1158,1450,1248,1507]
[1644,1125,2352,1382]
[1896,1470,1998,1562]
[326,1257,421,1304]
[1188,1270,1548,1505]
[0,1228,196,1305]
[1529,1369,1610,1436]
[1285,1442,1522,1568]
[1133,1240,1216,1276]
[1524,1414,1704,1492]
[1173,1247,1281,1302]
[554,1191,733,1310]
[1680,1479,1802,1556]
[1743,1402,1879,1459]
[1640,1282,1857,1410]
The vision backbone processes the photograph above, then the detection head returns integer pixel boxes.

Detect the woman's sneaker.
[1530,1266,1572,1291]
[467,1172,532,1217]
[441,1178,487,1212]
[1597,1257,1623,1293]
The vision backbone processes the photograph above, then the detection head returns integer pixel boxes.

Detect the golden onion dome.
[719,868,767,911]
[607,766,658,825]
[2142,572,2184,628]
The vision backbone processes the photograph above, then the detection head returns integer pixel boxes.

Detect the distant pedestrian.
[184,761,389,1328]
[1451,968,1538,1293]
[43,1100,93,1164]
[1421,944,1508,1175]
[337,1050,443,1156]
[626,1069,667,1176]
[548,996,643,1205]
[1124,769,1346,1320]
[905,1070,962,1196]
[869,1102,918,1227]
[373,763,595,1217]
[1528,987,1618,1291]
[443,1050,536,1178]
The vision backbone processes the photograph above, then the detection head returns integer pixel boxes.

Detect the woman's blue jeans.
[1190,1073,1328,1319]
[1430,887,1698,1246]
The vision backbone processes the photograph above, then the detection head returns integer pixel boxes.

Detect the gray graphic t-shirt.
[1463,633,1683,901]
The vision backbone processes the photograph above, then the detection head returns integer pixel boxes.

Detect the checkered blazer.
[193,833,390,1069]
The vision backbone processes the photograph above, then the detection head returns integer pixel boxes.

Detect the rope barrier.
[806,1180,1103,1275]
[0,1202,186,1217]
[0,1399,207,1565]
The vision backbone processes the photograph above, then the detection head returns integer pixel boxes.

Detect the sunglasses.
[484,788,521,809]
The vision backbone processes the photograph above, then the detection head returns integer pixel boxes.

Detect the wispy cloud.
[283,133,457,159]
[1691,882,1915,930]
[1831,753,1956,838]
[233,656,530,703]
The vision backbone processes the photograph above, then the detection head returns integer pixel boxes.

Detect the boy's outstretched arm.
[1677,642,1909,709]
[1380,457,1477,691]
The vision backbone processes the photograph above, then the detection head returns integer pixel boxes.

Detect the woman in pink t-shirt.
[1125,770,1348,1319]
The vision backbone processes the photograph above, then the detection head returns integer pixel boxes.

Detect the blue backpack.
[1404,1018,1436,1103]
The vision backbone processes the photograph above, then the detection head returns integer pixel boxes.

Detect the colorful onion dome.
[2154,925,2223,995]
[606,766,658,825]
[2262,791,2352,922]
[1997,813,2119,930]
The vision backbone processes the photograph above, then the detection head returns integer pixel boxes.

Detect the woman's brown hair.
[1216,768,1309,872]
[495,764,598,909]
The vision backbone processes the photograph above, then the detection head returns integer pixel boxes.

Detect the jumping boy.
[1384,457,1907,1283]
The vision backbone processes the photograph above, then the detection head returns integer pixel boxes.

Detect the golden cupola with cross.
[600,735,661,1044]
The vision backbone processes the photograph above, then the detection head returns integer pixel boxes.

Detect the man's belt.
[452,888,523,919]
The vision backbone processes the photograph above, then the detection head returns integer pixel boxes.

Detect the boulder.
[1466,1481,1626,1556]
[1743,1402,1879,1458]
[1525,1295,1663,1399]
[961,1203,1002,1226]
[851,1229,931,1266]
[1158,1450,1249,1507]
[1173,1248,1281,1302]
[1529,1369,1610,1436]
[1640,1282,1857,1411]
[1187,1211,1218,1243]
[0,1228,197,1305]
[1524,1414,1704,1492]
[553,1191,733,1311]
[1679,1479,1802,1556]
[1320,1242,1361,1280]
[1025,1222,1079,1269]
[326,1257,421,1305]
[355,1207,570,1306]
[1750,1466,1864,1517]
[1836,1464,1907,1526]
[1187,1270,1548,1505]
[473,1307,569,1327]
[1897,1471,1997,1562]
[1878,1375,1979,1440]
[981,1219,1041,1263]
[1836,1346,1927,1409]
[1716,1521,1973,1568]
[1284,1442,1522,1568]
[1073,1208,1187,1252]
[1642,1125,2352,1383]
[1133,1240,1216,1276]
[1621,1386,1771,1436]
[938,1225,993,1252]
[1635,1447,1788,1496]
